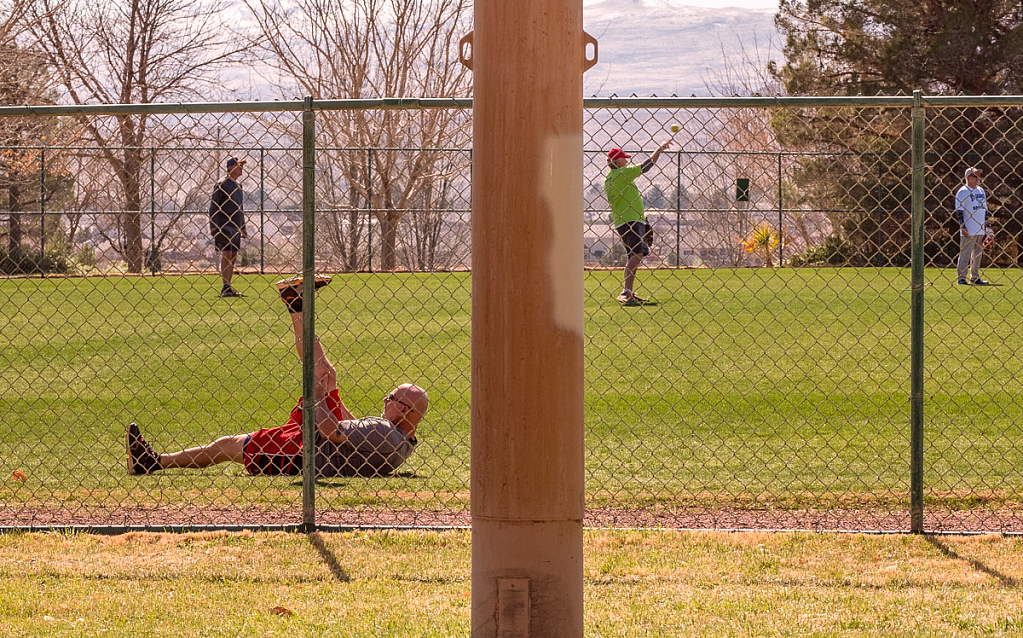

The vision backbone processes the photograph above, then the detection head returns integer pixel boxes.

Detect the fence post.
[150,149,156,275]
[910,90,926,533]
[675,150,681,266]
[260,147,265,275]
[777,152,783,266]
[39,148,44,275]
[875,157,884,266]
[301,96,317,532]
[367,148,373,272]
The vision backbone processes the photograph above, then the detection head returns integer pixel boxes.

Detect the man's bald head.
[395,383,429,417]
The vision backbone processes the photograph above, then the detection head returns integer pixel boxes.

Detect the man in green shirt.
[603,140,672,304]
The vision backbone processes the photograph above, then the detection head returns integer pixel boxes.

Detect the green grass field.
[2,268,1022,527]
[1,529,1021,637]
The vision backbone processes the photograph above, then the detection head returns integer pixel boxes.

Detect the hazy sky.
[680,0,777,7]
[583,0,779,8]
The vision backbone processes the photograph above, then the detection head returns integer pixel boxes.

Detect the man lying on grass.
[127,275,428,477]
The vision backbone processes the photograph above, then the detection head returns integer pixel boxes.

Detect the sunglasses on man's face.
[386,393,416,413]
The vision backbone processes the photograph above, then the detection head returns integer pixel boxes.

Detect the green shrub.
[0,244,74,275]
[238,245,261,268]
[75,245,96,269]
[788,234,851,266]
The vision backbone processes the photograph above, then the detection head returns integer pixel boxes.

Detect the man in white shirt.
[954,167,992,285]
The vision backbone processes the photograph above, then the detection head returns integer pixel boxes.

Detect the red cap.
[607,148,631,161]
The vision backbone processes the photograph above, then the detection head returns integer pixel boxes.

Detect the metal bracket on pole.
[459,32,473,71]
[460,31,597,73]
[583,32,598,72]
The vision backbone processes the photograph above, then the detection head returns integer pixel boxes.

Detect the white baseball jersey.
[955,185,988,235]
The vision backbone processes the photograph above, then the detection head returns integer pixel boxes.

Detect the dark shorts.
[212,224,242,252]
[616,221,652,257]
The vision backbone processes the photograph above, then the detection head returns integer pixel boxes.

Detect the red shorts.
[243,421,303,476]
[242,389,347,476]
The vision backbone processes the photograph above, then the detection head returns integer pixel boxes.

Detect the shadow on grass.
[619,300,660,307]
[291,471,421,488]
[924,535,1019,588]
[307,531,350,582]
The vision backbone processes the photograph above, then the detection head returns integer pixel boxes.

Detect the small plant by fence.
[2,95,1022,533]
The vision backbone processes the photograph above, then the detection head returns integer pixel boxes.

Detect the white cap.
[964,167,982,179]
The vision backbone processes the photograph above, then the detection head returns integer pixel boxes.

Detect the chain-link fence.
[2,96,1022,533]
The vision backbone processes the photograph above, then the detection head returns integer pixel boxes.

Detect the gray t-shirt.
[315,416,417,477]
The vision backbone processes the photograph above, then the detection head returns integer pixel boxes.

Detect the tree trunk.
[346,168,363,272]
[120,144,145,273]
[8,184,22,258]
[378,210,401,271]
[346,208,361,272]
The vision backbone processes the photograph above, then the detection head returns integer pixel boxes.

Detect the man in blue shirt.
[209,157,248,297]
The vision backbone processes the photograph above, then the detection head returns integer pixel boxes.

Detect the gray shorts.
[616,221,652,257]
[212,224,242,252]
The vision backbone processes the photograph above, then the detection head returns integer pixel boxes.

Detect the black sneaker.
[971,279,991,286]
[127,422,162,475]
[220,286,243,297]
[275,275,331,313]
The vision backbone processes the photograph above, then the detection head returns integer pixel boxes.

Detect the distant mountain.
[583,0,779,97]
[228,0,780,100]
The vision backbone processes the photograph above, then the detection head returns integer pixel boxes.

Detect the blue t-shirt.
[209,178,245,234]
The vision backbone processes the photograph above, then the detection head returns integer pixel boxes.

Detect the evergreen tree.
[771,0,1023,265]
[774,0,1023,96]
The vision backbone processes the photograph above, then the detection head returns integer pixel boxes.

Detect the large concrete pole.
[467,1,592,635]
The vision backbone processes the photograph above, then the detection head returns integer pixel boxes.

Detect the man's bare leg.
[623,253,643,293]
[290,311,339,405]
[278,275,337,398]
[277,275,349,426]
[220,249,237,288]
[290,311,329,365]
[158,434,247,469]
[128,424,244,474]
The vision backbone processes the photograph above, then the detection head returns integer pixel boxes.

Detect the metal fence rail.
[2,95,1022,533]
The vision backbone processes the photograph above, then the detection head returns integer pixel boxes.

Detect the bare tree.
[26,0,249,272]
[246,0,472,271]
[702,28,832,265]
[702,28,783,99]
[399,158,470,271]
[691,182,748,268]
[0,0,35,83]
